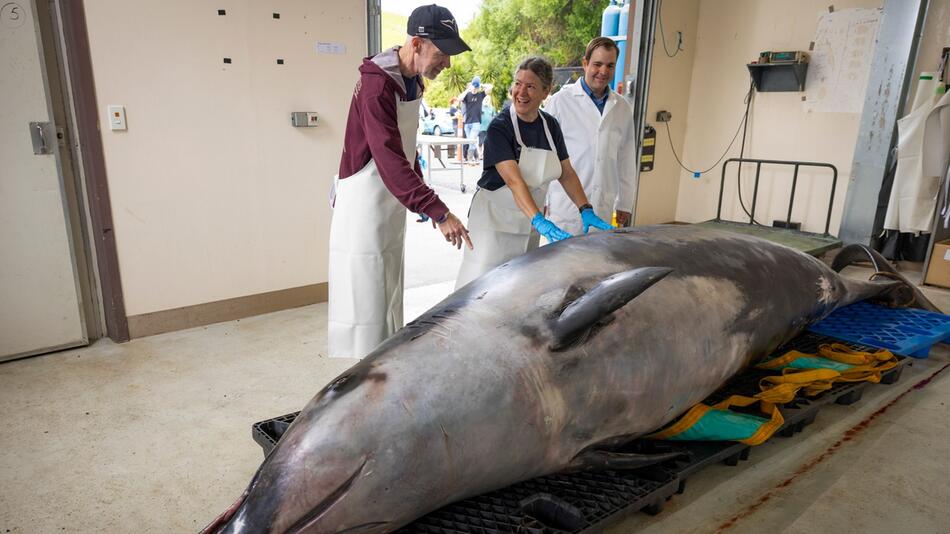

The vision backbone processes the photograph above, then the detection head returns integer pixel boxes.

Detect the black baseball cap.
[407,4,471,56]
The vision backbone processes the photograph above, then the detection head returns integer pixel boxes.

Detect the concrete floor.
[403,161,479,321]
[4,181,950,533]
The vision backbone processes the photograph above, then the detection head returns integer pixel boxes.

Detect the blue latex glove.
[531,213,572,243]
[581,208,615,234]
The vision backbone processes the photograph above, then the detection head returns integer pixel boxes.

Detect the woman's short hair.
[515,56,554,91]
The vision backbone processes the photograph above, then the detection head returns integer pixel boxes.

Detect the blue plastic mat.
[808,301,950,358]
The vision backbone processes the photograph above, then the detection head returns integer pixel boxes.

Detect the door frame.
[367,0,381,56]
[44,0,129,343]
[625,0,659,225]
[28,0,97,344]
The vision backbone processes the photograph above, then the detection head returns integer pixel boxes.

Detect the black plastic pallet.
[250,332,906,533]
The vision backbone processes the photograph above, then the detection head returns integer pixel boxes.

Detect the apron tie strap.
[509,106,557,155]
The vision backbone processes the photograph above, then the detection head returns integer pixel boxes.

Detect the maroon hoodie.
[338,47,449,221]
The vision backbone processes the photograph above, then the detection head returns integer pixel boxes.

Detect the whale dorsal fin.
[550,266,673,351]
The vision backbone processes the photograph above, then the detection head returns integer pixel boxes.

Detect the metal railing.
[715,158,838,236]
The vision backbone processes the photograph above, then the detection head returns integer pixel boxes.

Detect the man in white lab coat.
[545,37,638,232]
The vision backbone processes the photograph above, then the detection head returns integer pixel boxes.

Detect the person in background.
[329,4,473,359]
[455,56,613,289]
[448,96,463,162]
[461,75,487,164]
[544,37,638,232]
[448,96,461,126]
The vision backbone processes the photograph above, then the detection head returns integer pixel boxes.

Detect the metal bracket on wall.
[29,121,54,155]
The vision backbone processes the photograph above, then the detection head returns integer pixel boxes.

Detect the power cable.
[662,78,765,225]
[662,84,752,176]
[657,0,683,58]
[735,77,764,225]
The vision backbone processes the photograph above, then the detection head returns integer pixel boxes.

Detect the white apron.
[883,73,949,234]
[327,95,420,359]
[455,107,562,289]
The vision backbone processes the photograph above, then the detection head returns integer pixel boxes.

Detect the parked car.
[419,105,456,136]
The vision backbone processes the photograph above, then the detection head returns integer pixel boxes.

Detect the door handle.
[30,121,53,155]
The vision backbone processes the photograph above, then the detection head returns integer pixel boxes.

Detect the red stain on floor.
[715,361,950,533]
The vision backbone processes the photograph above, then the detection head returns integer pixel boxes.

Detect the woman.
[455,56,613,289]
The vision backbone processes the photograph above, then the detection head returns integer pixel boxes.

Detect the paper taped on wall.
[316,41,346,55]
[804,8,881,114]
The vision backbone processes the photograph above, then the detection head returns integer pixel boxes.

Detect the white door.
[0,1,87,360]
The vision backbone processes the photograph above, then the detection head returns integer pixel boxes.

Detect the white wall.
[83,1,366,316]
[673,0,882,234]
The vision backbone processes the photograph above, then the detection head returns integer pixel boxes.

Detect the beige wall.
[672,0,882,234]
[634,0,700,225]
[83,1,366,316]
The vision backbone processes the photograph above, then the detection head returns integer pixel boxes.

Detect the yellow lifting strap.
[756,344,899,397]
[647,344,897,446]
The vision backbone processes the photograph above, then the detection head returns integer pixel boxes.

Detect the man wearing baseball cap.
[328,5,472,359]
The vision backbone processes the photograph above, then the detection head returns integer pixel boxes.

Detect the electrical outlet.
[107,105,126,130]
[656,110,672,122]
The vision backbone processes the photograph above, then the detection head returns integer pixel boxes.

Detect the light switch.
[291,111,319,127]
[108,105,126,131]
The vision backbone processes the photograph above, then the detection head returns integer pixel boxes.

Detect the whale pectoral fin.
[568,449,686,471]
[550,266,673,351]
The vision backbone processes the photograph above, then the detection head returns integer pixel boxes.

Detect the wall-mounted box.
[747,62,809,92]
[291,112,318,127]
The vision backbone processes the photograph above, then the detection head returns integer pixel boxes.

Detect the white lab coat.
[544,81,638,234]
[327,95,420,359]
[884,73,950,234]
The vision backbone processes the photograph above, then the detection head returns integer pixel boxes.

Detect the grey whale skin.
[206,224,913,534]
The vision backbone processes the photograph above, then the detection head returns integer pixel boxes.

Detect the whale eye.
[329,375,352,391]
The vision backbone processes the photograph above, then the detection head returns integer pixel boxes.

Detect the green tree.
[424,53,475,107]
[422,0,609,109]
[467,0,608,107]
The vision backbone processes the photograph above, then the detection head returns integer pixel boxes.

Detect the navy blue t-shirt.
[462,90,487,124]
[403,75,420,101]
[478,107,570,191]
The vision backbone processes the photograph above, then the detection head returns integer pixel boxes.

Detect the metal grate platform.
[693,220,842,257]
